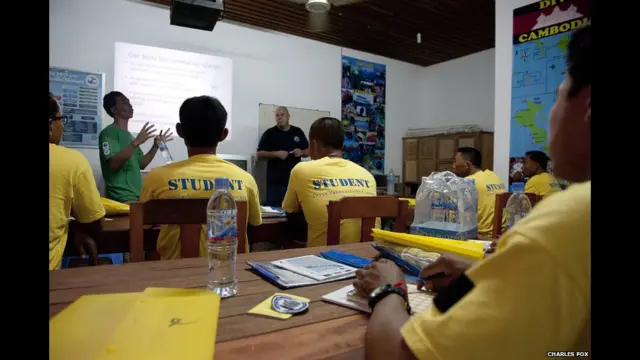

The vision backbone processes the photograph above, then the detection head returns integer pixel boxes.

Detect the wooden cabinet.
[404,138,419,160]
[402,131,494,193]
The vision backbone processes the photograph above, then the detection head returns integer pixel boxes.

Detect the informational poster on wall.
[341,56,386,175]
[49,67,105,148]
[508,0,589,184]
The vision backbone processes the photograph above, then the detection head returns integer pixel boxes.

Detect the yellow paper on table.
[50,292,142,360]
[248,293,310,320]
[372,229,485,261]
[101,197,130,216]
[96,288,220,360]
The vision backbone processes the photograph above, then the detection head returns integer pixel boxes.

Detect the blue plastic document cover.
[319,249,373,268]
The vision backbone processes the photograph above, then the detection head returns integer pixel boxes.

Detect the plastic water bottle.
[387,169,396,195]
[505,182,532,230]
[158,141,173,164]
[206,178,238,298]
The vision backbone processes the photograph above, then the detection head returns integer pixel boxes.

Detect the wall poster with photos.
[341,56,386,175]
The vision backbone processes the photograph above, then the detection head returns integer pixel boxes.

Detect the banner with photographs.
[341,56,386,175]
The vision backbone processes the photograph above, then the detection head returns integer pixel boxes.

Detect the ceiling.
[143,0,495,67]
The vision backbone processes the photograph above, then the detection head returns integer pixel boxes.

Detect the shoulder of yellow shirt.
[289,159,317,178]
[51,144,92,168]
[292,158,375,179]
[468,169,504,184]
[483,169,502,179]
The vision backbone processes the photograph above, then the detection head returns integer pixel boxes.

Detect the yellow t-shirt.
[49,144,105,271]
[526,172,562,198]
[401,181,591,360]
[467,170,507,236]
[139,154,262,260]
[282,157,377,248]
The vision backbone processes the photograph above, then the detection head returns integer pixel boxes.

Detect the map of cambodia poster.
[509,0,589,183]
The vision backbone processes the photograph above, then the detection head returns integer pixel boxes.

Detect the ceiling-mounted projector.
[170,0,224,32]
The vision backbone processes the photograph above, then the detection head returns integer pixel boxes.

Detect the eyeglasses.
[50,115,69,125]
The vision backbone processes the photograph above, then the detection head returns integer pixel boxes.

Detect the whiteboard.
[255,104,331,204]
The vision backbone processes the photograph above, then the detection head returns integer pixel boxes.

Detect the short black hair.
[567,23,591,98]
[179,95,227,148]
[456,147,482,167]
[49,92,59,119]
[525,150,549,170]
[103,91,124,117]
[309,117,344,150]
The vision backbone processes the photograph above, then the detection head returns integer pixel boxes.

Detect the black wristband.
[369,285,412,315]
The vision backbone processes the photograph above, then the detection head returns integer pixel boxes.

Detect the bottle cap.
[271,295,309,314]
[511,182,525,192]
[215,178,230,190]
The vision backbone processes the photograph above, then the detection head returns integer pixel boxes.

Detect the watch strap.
[369,284,412,315]
[393,281,408,293]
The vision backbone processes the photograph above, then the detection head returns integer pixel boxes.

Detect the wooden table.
[65,215,294,257]
[51,242,375,359]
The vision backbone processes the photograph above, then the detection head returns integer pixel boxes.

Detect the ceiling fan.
[286,0,369,32]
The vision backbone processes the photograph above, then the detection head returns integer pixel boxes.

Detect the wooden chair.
[492,192,542,238]
[129,199,247,262]
[326,196,409,246]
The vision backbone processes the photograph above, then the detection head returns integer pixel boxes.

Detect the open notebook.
[322,284,434,315]
[271,255,358,281]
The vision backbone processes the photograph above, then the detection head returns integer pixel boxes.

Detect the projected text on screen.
[114,42,233,138]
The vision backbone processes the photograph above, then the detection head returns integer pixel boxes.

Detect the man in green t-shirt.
[99,91,173,203]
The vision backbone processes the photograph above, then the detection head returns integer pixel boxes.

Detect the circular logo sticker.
[85,75,99,87]
[271,295,309,314]
[294,136,300,142]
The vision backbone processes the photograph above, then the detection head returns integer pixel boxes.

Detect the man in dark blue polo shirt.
[256,106,309,207]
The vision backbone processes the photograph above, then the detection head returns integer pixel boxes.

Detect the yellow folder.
[50,288,221,360]
[100,197,130,216]
[50,293,141,360]
[372,229,485,261]
[398,197,416,207]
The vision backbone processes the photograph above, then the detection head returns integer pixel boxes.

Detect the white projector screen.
[114,42,233,138]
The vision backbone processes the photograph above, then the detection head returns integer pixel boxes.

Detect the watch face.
[369,284,391,300]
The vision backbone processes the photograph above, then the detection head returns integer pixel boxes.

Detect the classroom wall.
[411,49,496,132]
[494,0,533,184]
[50,0,423,192]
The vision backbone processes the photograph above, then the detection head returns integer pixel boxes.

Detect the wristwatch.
[368,282,412,315]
